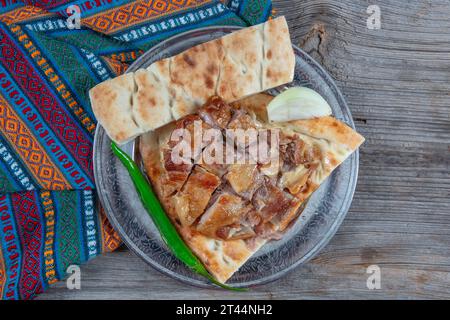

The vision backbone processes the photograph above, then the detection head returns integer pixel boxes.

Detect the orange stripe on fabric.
[0,94,71,190]
[106,51,142,63]
[82,0,212,34]
[40,191,58,285]
[7,24,97,136]
[0,5,54,25]
[101,56,129,76]
[99,207,121,253]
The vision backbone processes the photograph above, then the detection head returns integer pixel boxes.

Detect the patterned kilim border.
[82,0,212,34]
[11,191,45,299]
[0,5,54,25]
[54,190,82,277]
[0,94,71,190]
[99,206,121,253]
[0,0,273,299]
[7,24,97,136]
[40,190,58,285]
[0,244,5,298]
[0,194,22,300]
[0,26,94,189]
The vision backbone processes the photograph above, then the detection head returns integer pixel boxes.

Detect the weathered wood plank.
[38,0,450,300]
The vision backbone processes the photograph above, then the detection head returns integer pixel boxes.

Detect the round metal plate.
[93,26,359,288]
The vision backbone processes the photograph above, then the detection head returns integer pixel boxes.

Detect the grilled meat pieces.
[157,96,318,241]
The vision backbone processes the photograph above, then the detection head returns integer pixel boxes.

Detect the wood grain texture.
[38,0,450,300]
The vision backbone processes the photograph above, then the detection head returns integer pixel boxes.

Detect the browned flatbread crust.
[263,16,296,89]
[169,40,225,119]
[139,94,364,283]
[89,73,142,144]
[217,24,263,101]
[133,69,172,132]
[90,17,295,144]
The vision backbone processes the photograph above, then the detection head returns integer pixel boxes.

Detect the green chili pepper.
[111,141,247,292]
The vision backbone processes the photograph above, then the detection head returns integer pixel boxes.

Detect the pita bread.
[217,23,263,101]
[90,17,295,144]
[89,73,142,144]
[132,69,172,132]
[139,94,364,283]
[169,40,225,119]
[262,16,296,89]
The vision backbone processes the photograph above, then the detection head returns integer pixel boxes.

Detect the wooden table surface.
[38,0,450,300]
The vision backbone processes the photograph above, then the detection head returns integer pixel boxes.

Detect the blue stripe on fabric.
[132,9,245,47]
[76,191,87,264]
[0,1,23,12]
[71,47,106,83]
[34,191,49,291]
[24,17,72,33]
[4,25,93,145]
[39,28,140,58]
[0,64,93,189]
[19,26,96,139]
[24,17,131,59]
[71,47,114,83]
[237,0,247,15]
[0,158,21,191]
[0,194,22,300]
[44,27,93,37]
[0,28,96,182]
[227,0,242,13]
[94,195,103,255]
[112,1,229,40]
[259,2,272,23]
[0,136,37,191]
[50,192,64,280]
[22,26,98,122]
[82,190,98,260]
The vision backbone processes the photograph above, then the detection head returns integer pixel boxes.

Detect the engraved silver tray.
[93,26,359,289]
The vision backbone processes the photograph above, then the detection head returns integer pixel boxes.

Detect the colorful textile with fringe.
[0,0,272,299]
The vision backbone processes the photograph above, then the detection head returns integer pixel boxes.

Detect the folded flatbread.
[139,94,364,283]
[89,16,295,144]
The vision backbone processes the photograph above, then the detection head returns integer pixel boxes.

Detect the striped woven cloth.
[0,0,273,300]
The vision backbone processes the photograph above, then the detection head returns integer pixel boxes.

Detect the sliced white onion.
[267,87,332,122]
